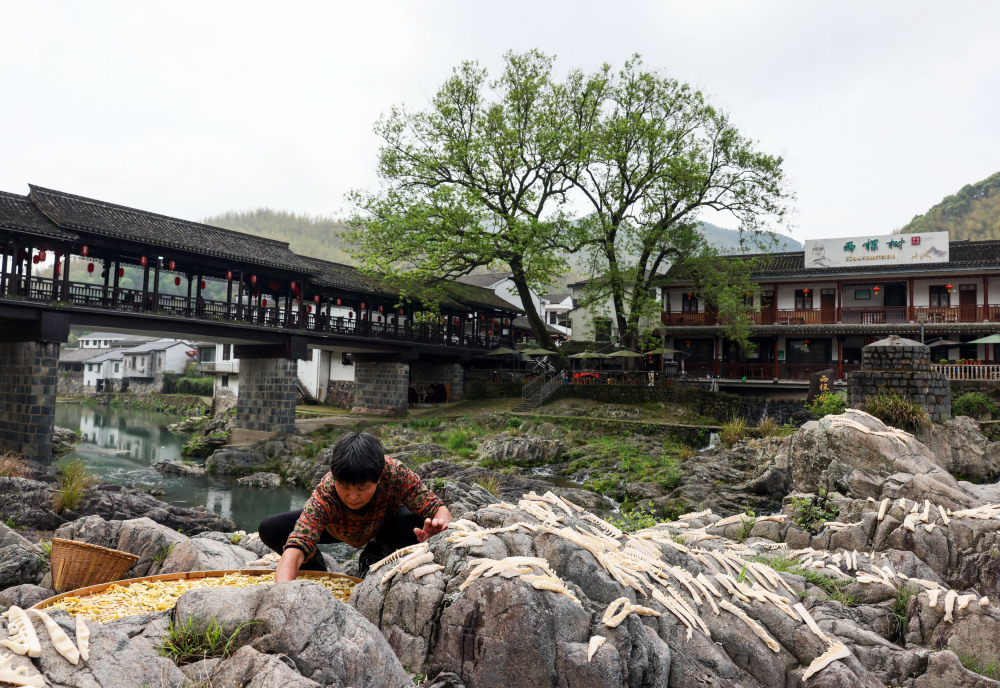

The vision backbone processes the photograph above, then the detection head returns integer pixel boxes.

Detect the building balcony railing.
[196,361,239,374]
[932,363,1000,381]
[662,305,1000,327]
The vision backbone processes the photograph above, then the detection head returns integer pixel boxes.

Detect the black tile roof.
[661,240,1000,281]
[0,191,78,241]
[28,185,319,274]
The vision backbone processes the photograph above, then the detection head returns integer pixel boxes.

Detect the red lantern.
[946,283,953,293]
[87,262,94,273]
[399,308,404,316]
[32,256,39,264]
[307,305,312,313]
[377,315,382,322]
[348,311,354,319]
[269,280,280,291]
[140,255,147,266]
[118,268,124,278]
[81,245,89,256]
[684,340,691,346]
[360,302,366,310]
[39,251,46,261]
[803,288,810,295]
[313,294,320,303]
[454,317,460,326]
[291,281,300,295]
[168,260,176,270]
[174,276,181,286]
[378,305,383,313]
[55,263,61,277]
[336,298,342,306]
[263,299,268,307]
[686,292,693,298]
[226,270,233,280]
[873,285,880,294]
[200,280,206,290]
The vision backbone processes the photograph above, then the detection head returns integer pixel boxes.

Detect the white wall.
[162,343,192,374]
[329,348,355,382]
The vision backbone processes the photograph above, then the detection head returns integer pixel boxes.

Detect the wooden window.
[594,317,612,342]
[682,294,698,313]
[795,289,813,310]
[929,285,950,307]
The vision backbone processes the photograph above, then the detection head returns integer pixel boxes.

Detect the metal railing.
[537,371,566,404]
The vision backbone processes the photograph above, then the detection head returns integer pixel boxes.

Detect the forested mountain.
[899,171,1000,239]
[203,209,355,264]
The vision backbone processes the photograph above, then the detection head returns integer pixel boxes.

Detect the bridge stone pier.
[0,312,70,463]
[233,338,304,440]
[351,355,410,417]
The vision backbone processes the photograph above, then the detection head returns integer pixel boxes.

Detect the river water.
[55,402,315,532]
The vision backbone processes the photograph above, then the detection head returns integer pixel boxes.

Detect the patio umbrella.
[569,351,605,359]
[967,334,1000,345]
[520,347,558,355]
[485,346,516,356]
[927,339,963,347]
[604,349,643,358]
[646,346,682,354]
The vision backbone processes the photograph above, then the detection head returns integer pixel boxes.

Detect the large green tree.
[569,56,789,351]
[348,50,591,359]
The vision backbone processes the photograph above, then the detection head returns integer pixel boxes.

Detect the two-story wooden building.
[658,232,1000,384]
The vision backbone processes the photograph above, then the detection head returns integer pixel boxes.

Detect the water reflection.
[55,402,315,531]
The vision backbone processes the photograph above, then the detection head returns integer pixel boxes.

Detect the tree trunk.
[508,269,568,369]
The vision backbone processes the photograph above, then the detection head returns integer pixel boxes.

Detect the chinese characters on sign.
[819,374,830,393]
[863,238,879,251]
[804,232,949,269]
[888,239,903,249]
[843,241,855,252]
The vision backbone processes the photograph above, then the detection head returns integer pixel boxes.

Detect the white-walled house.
[456,273,543,318]
[540,293,573,336]
[77,332,157,349]
[83,350,124,392]
[120,339,193,393]
[567,280,657,343]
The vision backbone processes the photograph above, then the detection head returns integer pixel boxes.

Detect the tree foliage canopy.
[349,51,791,352]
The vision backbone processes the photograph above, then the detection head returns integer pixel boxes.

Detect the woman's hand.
[274,548,305,583]
[413,506,451,542]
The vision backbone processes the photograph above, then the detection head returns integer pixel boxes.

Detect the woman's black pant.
[258,505,424,577]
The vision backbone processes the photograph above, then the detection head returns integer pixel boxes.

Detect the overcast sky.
[2,1,998,242]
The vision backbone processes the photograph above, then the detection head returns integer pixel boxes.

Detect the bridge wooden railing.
[4,275,508,350]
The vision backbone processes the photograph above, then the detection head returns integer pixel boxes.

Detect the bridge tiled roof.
[28,185,320,275]
[0,191,78,241]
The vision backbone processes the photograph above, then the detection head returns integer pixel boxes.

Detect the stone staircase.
[296,376,318,405]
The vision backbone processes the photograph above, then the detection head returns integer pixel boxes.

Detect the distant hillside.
[899,171,1000,240]
[201,209,799,292]
[203,209,355,264]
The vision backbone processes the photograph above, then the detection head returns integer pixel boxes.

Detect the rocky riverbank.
[11,408,1000,685]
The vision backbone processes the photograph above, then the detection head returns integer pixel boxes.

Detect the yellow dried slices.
[43,573,356,623]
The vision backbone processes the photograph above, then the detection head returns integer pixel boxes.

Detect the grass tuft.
[156,615,257,665]
[863,391,930,431]
[0,452,29,478]
[720,415,748,447]
[957,651,1000,680]
[888,585,919,644]
[472,473,501,497]
[608,504,659,533]
[756,416,781,438]
[52,457,94,513]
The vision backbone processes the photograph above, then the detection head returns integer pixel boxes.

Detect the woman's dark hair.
[330,432,385,485]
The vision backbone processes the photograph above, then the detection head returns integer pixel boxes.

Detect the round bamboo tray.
[50,537,140,593]
[31,569,362,617]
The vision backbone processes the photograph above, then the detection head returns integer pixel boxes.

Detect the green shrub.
[804,393,846,419]
[608,504,659,533]
[952,392,998,419]
[720,415,748,447]
[506,416,523,429]
[176,376,215,396]
[789,490,839,534]
[52,458,94,513]
[472,473,501,496]
[863,391,930,431]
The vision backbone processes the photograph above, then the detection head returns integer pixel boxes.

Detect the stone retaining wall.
[411,362,464,403]
[325,380,355,409]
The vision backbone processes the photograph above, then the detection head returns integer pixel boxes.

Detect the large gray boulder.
[0,583,53,608]
[159,537,257,573]
[0,543,44,589]
[917,416,1000,483]
[56,515,189,578]
[172,580,412,687]
[152,459,207,477]
[476,434,563,467]
[208,645,322,688]
[25,609,188,687]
